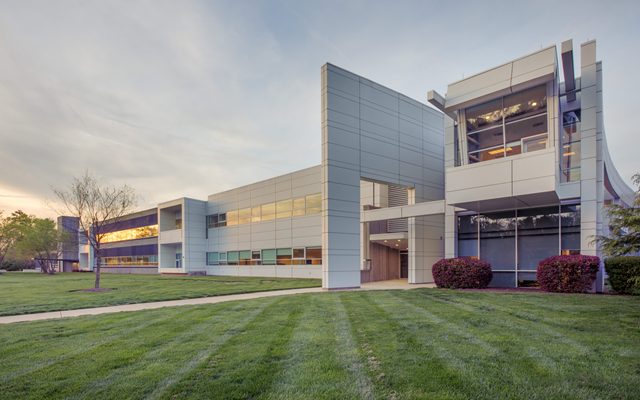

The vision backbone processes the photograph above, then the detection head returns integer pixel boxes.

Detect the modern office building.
[78,39,634,291]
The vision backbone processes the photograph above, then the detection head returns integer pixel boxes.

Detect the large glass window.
[305,247,322,265]
[276,200,293,219]
[465,98,503,133]
[226,210,238,226]
[292,197,306,217]
[561,110,581,182]
[206,215,218,229]
[457,214,478,257]
[276,248,292,265]
[261,203,276,221]
[561,204,581,254]
[101,225,159,244]
[227,251,239,265]
[517,207,559,271]
[239,250,252,265]
[479,211,516,270]
[251,206,261,223]
[238,208,252,225]
[305,194,322,215]
[261,249,277,265]
[457,204,582,285]
[465,85,548,164]
[206,252,219,266]
[101,255,158,266]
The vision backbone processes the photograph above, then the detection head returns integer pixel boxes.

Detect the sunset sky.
[1,0,638,217]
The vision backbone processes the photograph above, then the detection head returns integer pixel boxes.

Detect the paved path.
[0,280,435,325]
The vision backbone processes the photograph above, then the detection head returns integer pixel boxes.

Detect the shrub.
[432,257,492,289]
[536,255,600,293]
[605,256,640,295]
[0,260,34,271]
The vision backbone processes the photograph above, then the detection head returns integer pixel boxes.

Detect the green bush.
[605,256,640,295]
[1,260,34,271]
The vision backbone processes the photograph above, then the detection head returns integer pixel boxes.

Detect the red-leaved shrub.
[432,257,493,289]
[536,255,600,293]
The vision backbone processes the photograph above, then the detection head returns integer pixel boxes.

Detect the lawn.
[0,272,320,316]
[1,290,638,399]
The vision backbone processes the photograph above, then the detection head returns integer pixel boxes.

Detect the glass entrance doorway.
[400,251,408,279]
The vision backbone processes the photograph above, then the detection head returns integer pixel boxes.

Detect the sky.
[0,0,639,218]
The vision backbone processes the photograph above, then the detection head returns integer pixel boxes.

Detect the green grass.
[1,290,638,399]
[0,272,320,316]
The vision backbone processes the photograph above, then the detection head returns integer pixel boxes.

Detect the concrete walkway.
[0,280,435,325]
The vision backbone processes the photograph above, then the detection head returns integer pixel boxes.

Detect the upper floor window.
[465,85,548,164]
[560,110,581,182]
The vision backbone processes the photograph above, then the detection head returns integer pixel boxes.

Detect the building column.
[579,40,604,292]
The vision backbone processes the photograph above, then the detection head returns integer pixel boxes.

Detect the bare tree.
[54,172,136,289]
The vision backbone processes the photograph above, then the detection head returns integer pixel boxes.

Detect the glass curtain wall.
[466,85,548,164]
[480,211,516,286]
[561,110,581,182]
[457,204,581,286]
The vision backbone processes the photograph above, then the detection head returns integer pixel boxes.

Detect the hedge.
[605,256,640,295]
[536,255,600,293]
[432,257,492,289]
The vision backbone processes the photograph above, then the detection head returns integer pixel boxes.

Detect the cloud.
[0,0,638,217]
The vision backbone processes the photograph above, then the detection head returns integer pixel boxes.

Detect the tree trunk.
[94,251,101,289]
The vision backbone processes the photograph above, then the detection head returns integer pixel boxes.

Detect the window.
[305,247,322,265]
[457,214,478,258]
[517,207,559,271]
[465,85,548,164]
[217,213,227,227]
[292,247,305,265]
[239,250,251,265]
[261,249,276,265]
[226,210,239,226]
[305,194,322,215]
[456,204,582,284]
[479,211,516,271]
[206,252,219,266]
[101,225,159,244]
[238,208,251,225]
[206,215,218,229]
[465,98,503,133]
[227,251,239,265]
[261,203,276,221]
[251,206,261,223]
[561,110,581,182]
[292,197,306,216]
[561,204,581,254]
[276,200,292,219]
[219,252,227,264]
[100,255,158,266]
[276,248,292,265]
[251,250,261,265]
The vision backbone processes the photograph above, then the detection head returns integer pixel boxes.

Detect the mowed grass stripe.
[340,292,471,400]
[333,294,375,400]
[0,305,201,387]
[391,290,639,399]
[385,290,573,399]
[70,301,265,400]
[263,294,370,399]
[420,290,591,354]
[157,296,304,400]
[0,305,235,399]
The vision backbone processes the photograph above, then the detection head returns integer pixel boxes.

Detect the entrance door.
[175,253,182,268]
[400,251,408,279]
